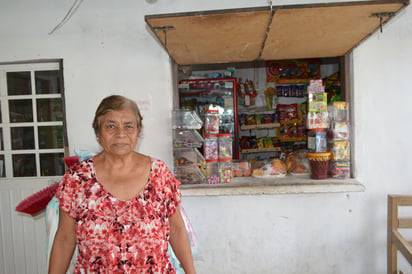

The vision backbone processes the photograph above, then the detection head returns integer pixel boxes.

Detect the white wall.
[1,0,412,273]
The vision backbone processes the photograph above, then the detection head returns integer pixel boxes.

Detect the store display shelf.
[280,137,307,142]
[279,119,304,125]
[179,176,364,196]
[241,147,281,154]
[277,78,311,84]
[179,89,231,98]
[240,123,280,130]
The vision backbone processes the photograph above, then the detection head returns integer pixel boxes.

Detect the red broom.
[15,182,60,215]
[62,155,80,169]
[15,156,80,215]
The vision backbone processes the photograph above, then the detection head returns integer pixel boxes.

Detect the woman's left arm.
[169,206,196,274]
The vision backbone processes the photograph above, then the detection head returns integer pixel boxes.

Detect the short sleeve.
[155,159,181,218]
[55,170,79,219]
[168,176,182,218]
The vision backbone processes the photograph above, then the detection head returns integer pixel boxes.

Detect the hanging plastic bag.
[169,204,199,273]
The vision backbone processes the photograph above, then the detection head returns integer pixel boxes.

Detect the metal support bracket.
[153,25,175,48]
[371,12,396,33]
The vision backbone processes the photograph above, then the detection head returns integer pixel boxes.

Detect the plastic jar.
[206,159,219,184]
[204,134,218,160]
[307,129,327,153]
[218,133,233,159]
[218,159,233,183]
[204,109,220,134]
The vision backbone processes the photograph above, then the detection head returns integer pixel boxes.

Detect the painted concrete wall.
[1,0,411,273]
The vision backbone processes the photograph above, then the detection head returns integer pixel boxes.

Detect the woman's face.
[97,108,139,156]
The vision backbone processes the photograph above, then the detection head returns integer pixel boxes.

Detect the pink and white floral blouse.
[57,157,181,273]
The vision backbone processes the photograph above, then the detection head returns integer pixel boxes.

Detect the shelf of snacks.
[241,147,281,154]
[279,119,304,125]
[238,111,278,129]
[240,123,280,130]
[276,78,311,85]
[280,137,307,143]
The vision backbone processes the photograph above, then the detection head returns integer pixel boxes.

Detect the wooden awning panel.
[145,0,408,65]
[262,2,406,60]
[145,10,271,65]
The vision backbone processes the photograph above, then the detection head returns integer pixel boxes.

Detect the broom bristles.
[63,156,79,169]
[15,182,60,215]
[16,156,80,215]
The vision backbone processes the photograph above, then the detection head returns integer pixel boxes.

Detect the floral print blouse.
[57,157,181,273]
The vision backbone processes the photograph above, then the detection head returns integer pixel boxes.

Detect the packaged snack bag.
[252,158,286,178]
[285,150,310,175]
[328,121,350,140]
[329,161,350,179]
[329,141,350,161]
[308,93,328,112]
[278,104,298,121]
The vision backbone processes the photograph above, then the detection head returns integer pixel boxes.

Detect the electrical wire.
[49,0,84,35]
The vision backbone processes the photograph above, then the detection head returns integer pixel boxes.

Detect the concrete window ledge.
[179,175,364,196]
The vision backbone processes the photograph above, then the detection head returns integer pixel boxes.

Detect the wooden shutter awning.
[145,0,409,65]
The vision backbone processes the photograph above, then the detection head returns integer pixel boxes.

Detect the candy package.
[329,101,349,122]
[280,123,298,139]
[308,93,328,112]
[329,141,350,161]
[329,161,350,179]
[232,160,252,177]
[306,112,329,129]
[328,121,350,141]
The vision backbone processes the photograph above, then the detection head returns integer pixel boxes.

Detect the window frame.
[174,55,363,196]
[0,60,68,178]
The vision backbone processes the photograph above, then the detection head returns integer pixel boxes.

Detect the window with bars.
[0,61,66,178]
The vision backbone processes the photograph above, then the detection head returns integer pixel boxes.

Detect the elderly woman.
[49,95,196,273]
